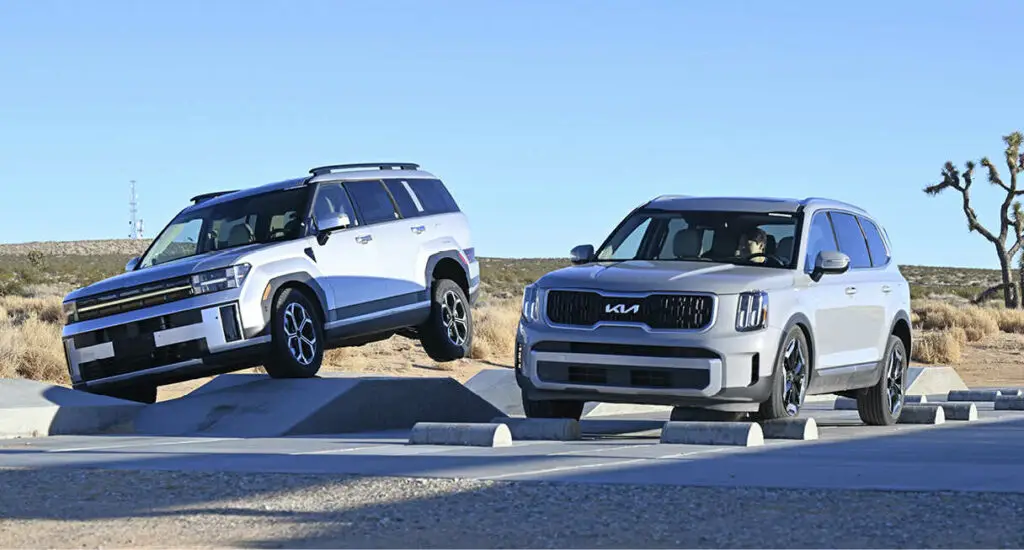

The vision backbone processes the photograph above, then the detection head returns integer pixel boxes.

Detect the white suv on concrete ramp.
[61,162,478,403]
[516,195,912,425]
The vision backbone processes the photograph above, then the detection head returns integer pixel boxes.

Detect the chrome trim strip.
[78,285,193,313]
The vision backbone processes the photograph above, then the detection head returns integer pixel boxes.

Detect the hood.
[65,245,259,302]
[535,260,797,295]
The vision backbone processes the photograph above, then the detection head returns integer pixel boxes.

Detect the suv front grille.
[76,276,195,322]
[545,290,714,330]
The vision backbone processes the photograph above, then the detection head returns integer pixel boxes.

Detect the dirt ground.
[932,331,1024,387]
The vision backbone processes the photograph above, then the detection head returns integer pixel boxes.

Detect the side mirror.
[125,257,140,272]
[810,250,850,281]
[316,212,351,244]
[570,244,595,265]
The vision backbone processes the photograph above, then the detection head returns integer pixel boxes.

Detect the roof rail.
[190,190,238,205]
[308,162,420,176]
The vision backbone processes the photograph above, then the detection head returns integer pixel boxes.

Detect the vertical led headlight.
[736,290,768,332]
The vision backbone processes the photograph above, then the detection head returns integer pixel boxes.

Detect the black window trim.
[854,214,892,269]
[339,178,403,227]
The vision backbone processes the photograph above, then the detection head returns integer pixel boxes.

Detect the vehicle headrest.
[673,228,702,258]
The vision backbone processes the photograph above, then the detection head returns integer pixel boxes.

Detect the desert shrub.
[469,299,520,361]
[912,300,998,342]
[0,300,68,383]
[911,329,963,364]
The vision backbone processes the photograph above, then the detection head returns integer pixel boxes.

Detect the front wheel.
[264,287,324,378]
[752,325,810,421]
[419,279,473,362]
[857,335,907,426]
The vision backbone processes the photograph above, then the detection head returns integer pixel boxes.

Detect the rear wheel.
[857,335,907,426]
[264,287,324,378]
[522,391,585,420]
[419,278,473,362]
[752,325,810,421]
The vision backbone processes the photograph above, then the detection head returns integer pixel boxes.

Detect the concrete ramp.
[133,373,507,437]
[906,366,968,395]
[0,379,143,437]
[464,368,672,418]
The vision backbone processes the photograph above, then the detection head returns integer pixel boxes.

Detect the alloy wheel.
[441,289,468,346]
[887,344,906,416]
[283,302,317,366]
[782,336,808,416]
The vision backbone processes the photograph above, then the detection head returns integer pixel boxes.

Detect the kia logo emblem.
[605,303,639,314]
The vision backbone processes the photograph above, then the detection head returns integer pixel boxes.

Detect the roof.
[177,162,439,213]
[644,195,869,216]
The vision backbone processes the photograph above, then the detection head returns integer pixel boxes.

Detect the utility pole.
[128,180,139,239]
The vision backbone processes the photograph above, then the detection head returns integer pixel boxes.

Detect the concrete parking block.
[408,422,513,447]
[835,395,926,410]
[660,421,764,447]
[490,417,581,441]
[997,388,1023,397]
[948,390,1001,402]
[897,404,945,425]
[759,417,818,440]
[924,402,978,421]
[994,395,1024,411]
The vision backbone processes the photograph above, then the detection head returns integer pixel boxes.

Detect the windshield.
[595,209,800,268]
[138,187,309,268]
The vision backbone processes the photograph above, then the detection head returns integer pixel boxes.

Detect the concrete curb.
[994,396,1024,411]
[660,421,764,447]
[0,379,144,438]
[408,422,513,447]
[490,417,581,441]
[897,404,945,425]
[759,417,818,440]
[948,390,1001,402]
[923,402,978,421]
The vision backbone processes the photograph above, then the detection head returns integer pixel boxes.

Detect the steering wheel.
[744,252,786,267]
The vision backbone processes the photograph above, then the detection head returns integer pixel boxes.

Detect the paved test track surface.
[1,397,1022,494]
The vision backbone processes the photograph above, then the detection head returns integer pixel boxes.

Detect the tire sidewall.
[877,335,906,418]
[767,325,810,418]
[271,288,324,376]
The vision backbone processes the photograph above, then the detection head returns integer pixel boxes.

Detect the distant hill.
[0,239,152,257]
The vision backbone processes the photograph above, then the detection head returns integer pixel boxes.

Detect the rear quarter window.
[405,179,460,215]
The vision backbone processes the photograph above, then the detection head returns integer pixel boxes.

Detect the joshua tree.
[924,131,1024,308]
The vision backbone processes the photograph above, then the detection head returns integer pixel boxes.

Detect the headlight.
[735,291,768,332]
[62,300,78,324]
[521,284,540,323]
[190,264,251,296]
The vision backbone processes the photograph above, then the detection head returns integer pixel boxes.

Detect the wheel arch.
[889,309,912,359]
[261,273,330,333]
[424,250,470,298]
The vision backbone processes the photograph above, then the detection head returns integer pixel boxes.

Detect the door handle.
[411,225,426,235]
[355,234,372,244]
[845,286,857,295]
[881,285,892,293]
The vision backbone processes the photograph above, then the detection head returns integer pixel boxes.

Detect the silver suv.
[61,162,479,403]
[515,195,912,425]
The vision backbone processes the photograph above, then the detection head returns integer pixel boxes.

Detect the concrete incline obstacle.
[0,379,144,437]
[131,373,508,437]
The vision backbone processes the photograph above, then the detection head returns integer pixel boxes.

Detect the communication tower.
[128,180,145,239]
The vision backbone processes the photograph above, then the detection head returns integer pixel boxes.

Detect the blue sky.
[3,0,1024,269]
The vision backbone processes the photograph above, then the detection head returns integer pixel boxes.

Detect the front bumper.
[63,299,270,390]
[515,317,783,410]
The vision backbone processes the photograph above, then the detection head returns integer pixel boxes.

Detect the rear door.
[856,214,901,356]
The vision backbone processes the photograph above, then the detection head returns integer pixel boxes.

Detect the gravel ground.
[1,467,1022,548]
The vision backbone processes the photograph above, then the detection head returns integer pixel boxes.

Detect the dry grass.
[911,329,963,364]
[912,299,1000,343]
[0,296,68,383]
[469,298,519,361]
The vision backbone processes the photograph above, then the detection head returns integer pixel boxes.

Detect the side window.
[383,179,423,218]
[405,179,460,215]
[344,180,399,225]
[830,211,872,269]
[858,216,891,267]
[803,211,838,271]
[312,183,357,228]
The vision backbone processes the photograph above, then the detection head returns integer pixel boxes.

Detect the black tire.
[857,335,907,426]
[263,287,324,379]
[752,325,811,421]
[419,278,473,362]
[522,390,585,420]
[89,383,158,404]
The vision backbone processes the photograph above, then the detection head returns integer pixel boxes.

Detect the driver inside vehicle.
[737,227,767,263]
